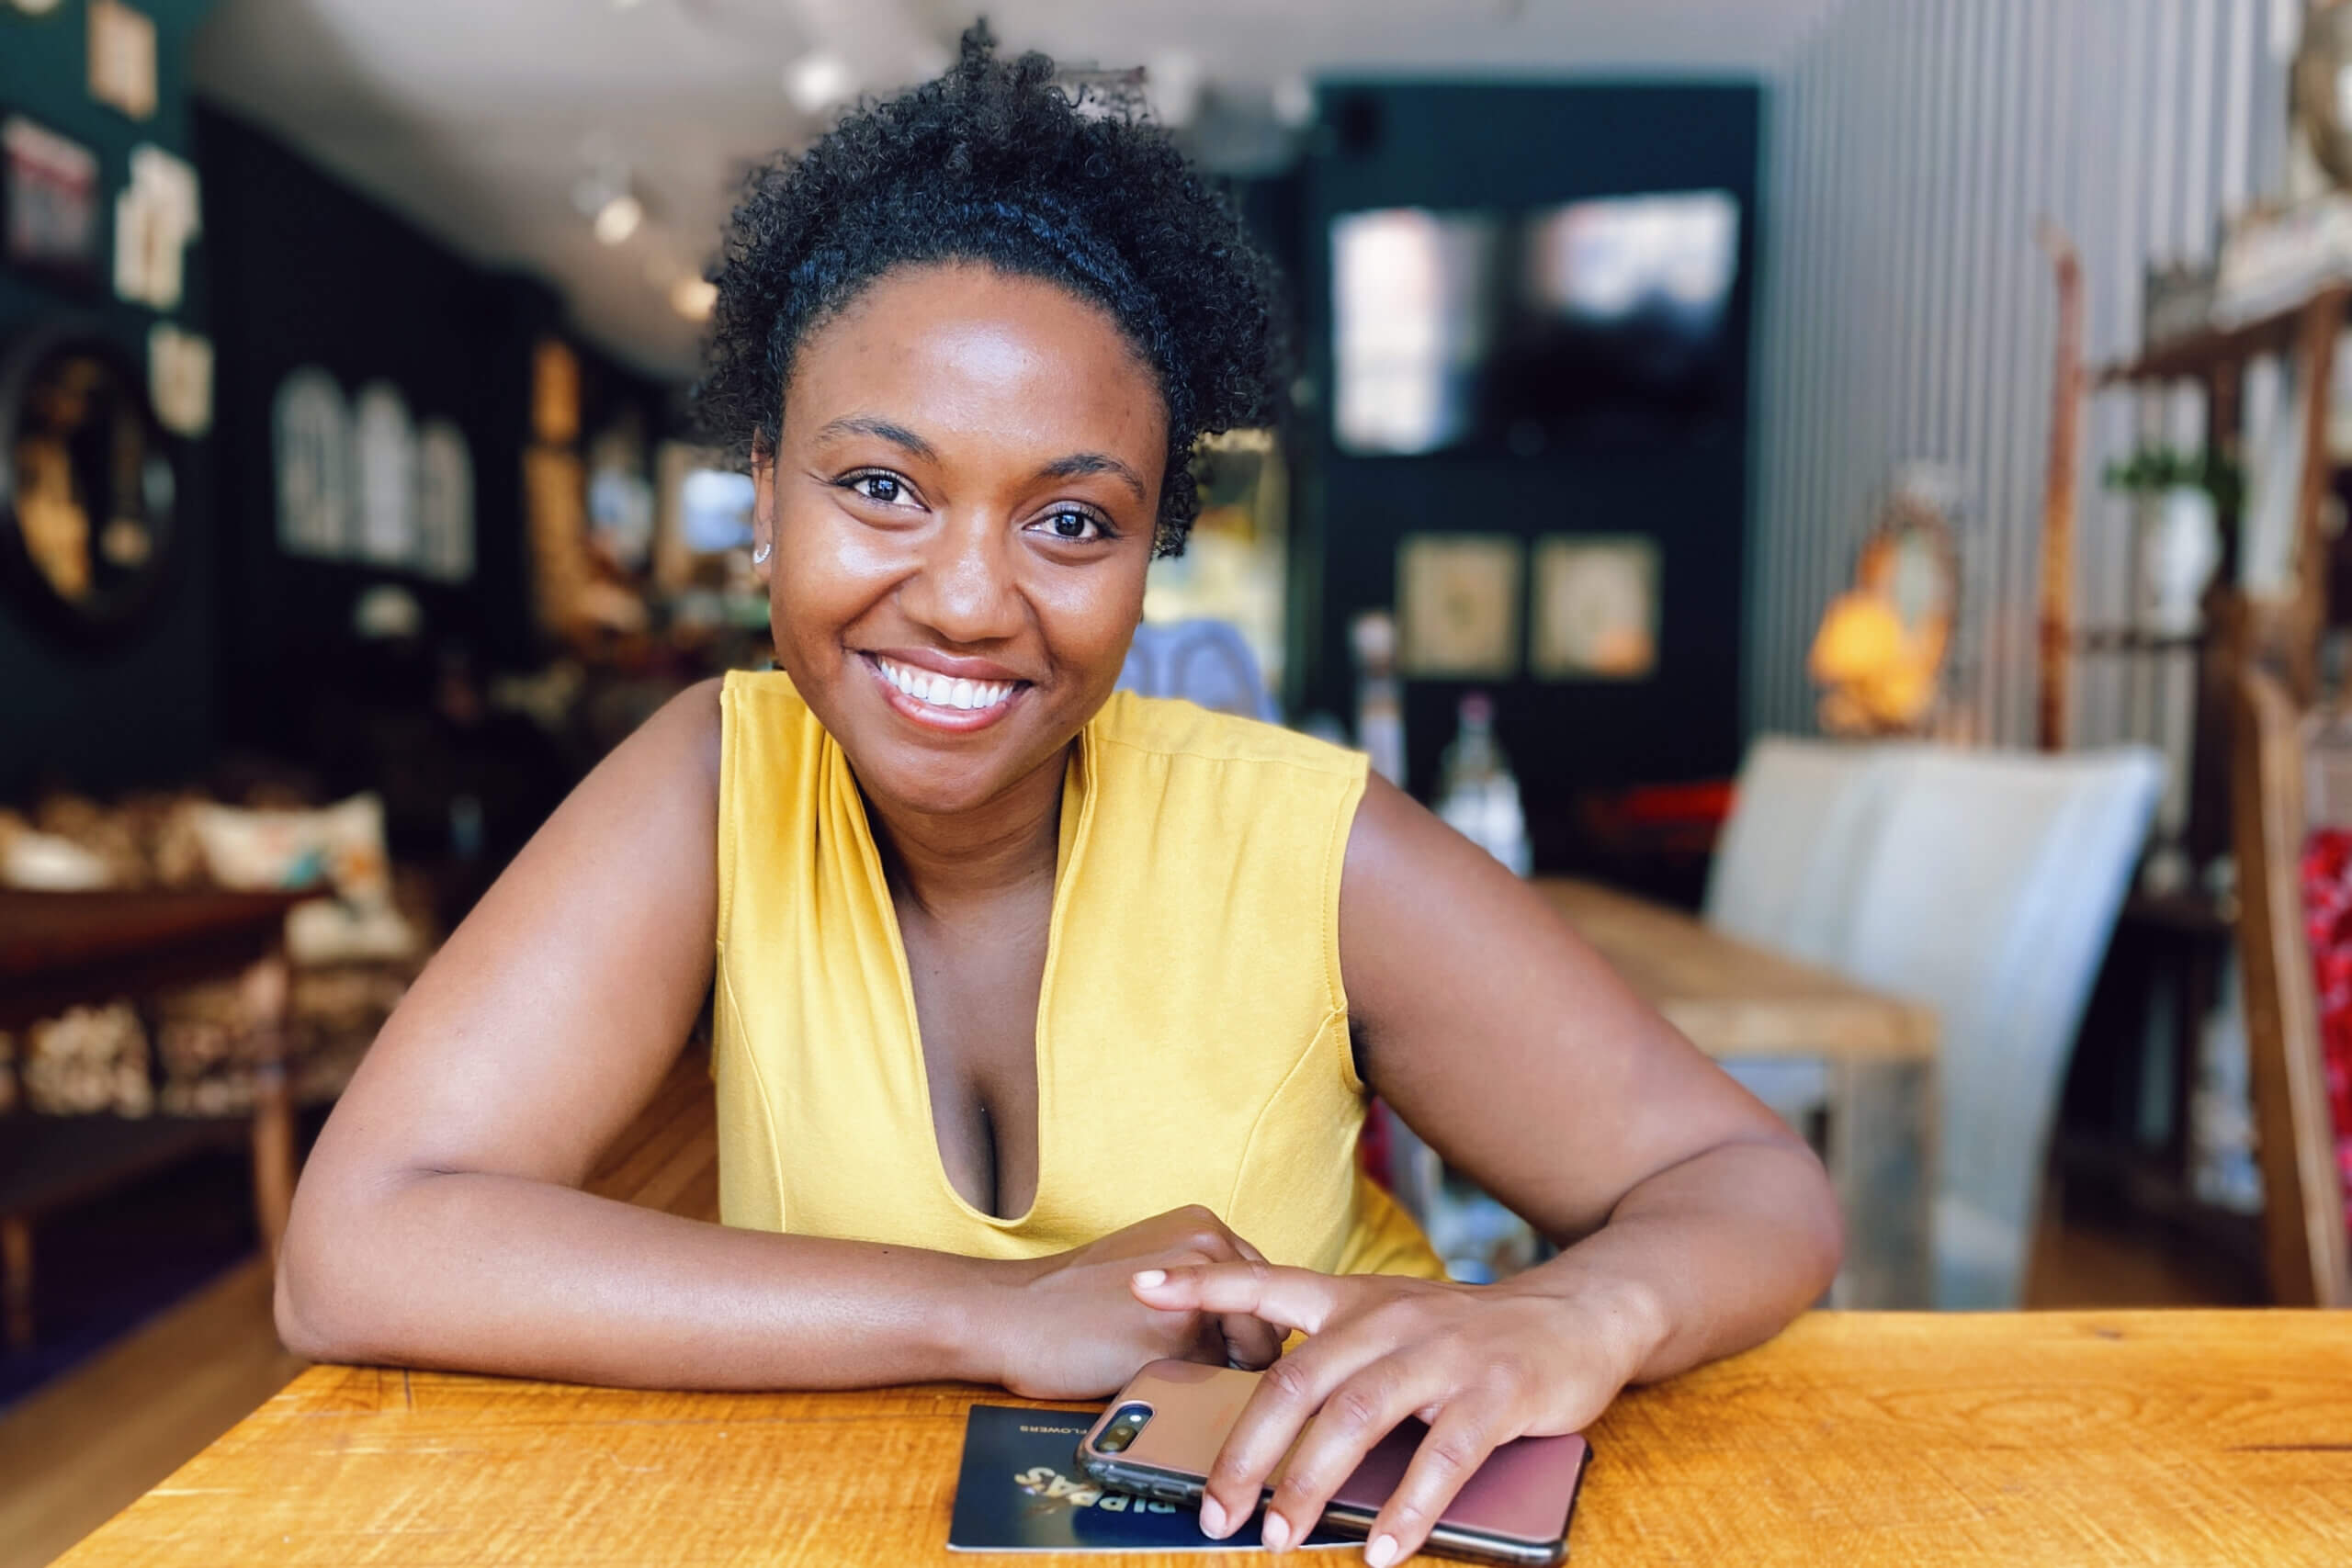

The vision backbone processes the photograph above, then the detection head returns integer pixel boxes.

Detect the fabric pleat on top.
[712,670,1442,1280]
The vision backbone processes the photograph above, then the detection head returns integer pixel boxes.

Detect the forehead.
[782,263,1166,466]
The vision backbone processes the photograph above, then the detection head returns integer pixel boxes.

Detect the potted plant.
[2102,447,2241,635]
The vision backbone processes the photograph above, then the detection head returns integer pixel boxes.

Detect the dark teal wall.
[1295,81,1762,821]
[1,0,216,796]
[197,104,669,760]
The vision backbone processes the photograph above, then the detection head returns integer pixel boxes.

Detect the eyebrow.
[814,415,1148,503]
[1037,451,1148,503]
[811,415,940,463]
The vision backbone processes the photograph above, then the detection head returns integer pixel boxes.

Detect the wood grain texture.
[1534,878,1939,1061]
[50,1312,2352,1567]
[0,1257,304,1568]
[2232,668,2352,1307]
[2036,223,2082,754]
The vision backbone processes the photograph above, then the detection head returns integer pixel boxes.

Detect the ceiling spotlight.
[594,192,643,246]
[1272,74,1315,130]
[786,51,856,117]
[672,276,718,321]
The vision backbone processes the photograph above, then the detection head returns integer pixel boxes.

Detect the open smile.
[864,653,1028,732]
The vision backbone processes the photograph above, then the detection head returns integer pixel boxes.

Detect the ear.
[749,443,778,586]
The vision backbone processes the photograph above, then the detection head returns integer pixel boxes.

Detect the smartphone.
[1075,1359,1591,1566]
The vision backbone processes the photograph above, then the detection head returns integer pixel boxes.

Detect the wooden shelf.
[2070,626,2204,654]
[0,1113,252,1220]
[2095,290,2344,386]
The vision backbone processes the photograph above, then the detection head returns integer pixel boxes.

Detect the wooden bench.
[0,890,314,1350]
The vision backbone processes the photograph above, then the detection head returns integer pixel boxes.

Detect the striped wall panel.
[1749,0,2296,757]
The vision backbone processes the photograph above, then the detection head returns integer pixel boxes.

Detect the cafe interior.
[4,0,2350,1563]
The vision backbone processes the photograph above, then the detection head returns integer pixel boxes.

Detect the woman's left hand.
[1129,1261,1657,1565]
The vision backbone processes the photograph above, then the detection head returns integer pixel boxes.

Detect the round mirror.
[0,327,177,642]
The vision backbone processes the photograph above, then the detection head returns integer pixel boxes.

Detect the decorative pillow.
[189,794,418,964]
[2,828,114,889]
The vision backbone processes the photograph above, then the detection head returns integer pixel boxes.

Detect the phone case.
[1076,1360,1591,1567]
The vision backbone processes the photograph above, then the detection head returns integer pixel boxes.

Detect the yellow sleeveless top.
[712,670,1442,1280]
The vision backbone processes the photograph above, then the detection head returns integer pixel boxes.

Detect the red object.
[2292,829,2352,1239]
[1616,780,1736,828]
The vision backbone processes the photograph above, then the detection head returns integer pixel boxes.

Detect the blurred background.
[9,0,2352,1561]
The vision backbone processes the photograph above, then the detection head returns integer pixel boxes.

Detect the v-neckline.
[844,724,1098,1230]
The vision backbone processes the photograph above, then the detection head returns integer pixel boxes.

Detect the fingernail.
[1261,1512,1292,1553]
[1131,1269,1167,1289]
[1365,1534,1400,1567]
[1199,1496,1228,1538]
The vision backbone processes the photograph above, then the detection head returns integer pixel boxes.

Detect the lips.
[863,652,1029,732]
[873,655,1019,712]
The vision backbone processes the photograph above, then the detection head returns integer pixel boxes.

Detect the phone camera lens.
[1095,1403,1153,1453]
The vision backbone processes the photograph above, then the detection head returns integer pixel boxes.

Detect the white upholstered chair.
[1831,745,2164,1307]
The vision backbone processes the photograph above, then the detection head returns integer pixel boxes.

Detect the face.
[752,263,1167,819]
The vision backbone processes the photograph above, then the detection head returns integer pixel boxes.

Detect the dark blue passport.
[946,1404,1350,1552]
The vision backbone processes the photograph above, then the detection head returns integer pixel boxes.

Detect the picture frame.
[1531,536,1660,681]
[87,0,158,121]
[0,324,178,646]
[1396,533,1522,679]
[1,112,101,293]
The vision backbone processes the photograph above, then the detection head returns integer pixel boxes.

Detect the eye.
[1030,507,1110,543]
[839,470,911,505]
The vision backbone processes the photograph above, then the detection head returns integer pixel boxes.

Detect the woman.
[278,29,1839,1566]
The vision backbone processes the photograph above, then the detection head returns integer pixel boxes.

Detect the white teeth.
[876,659,1014,714]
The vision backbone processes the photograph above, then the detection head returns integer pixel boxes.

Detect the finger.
[1129,1259,1350,1336]
[1219,1310,1283,1371]
[1362,1406,1511,1566]
[1184,1235,1278,1369]
[1194,1324,1394,1541]
[1260,1354,1451,1555]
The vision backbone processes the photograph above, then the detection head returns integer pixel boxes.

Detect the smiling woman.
[272,25,1840,1568]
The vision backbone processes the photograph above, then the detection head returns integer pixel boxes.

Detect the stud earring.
[752,540,771,564]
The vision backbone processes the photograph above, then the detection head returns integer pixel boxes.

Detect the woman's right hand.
[982,1206,1283,1399]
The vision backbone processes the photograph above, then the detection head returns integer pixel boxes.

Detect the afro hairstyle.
[690,22,1286,556]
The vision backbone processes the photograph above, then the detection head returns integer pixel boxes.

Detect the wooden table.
[0,888,316,1348]
[1535,879,1939,1307]
[52,1311,2351,1566]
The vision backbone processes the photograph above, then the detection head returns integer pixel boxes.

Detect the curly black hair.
[691,23,1283,556]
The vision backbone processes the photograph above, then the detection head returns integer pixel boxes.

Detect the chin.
[854,738,1058,819]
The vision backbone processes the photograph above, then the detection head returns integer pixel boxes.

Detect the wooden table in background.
[1534,879,1940,1307]
[52,1312,2351,1566]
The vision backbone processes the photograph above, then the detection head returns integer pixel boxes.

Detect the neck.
[865,742,1071,920]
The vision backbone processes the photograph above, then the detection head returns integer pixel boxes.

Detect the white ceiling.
[192,0,1849,379]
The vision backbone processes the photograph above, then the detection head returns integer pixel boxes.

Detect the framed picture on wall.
[2,113,101,293]
[87,0,158,121]
[1396,533,1522,679]
[1532,535,1659,681]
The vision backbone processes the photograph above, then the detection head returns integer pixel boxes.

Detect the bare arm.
[277,682,1273,1393]
[1134,775,1840,1561]
[1345,773,1842,1375]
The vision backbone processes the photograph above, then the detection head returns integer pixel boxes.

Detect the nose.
[899,511,1025,647]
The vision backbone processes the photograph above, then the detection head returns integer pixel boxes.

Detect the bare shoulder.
[1339,772,1557,979]
[548,677,727,827]
[639,675,726,785]
[318,676,735,1190]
